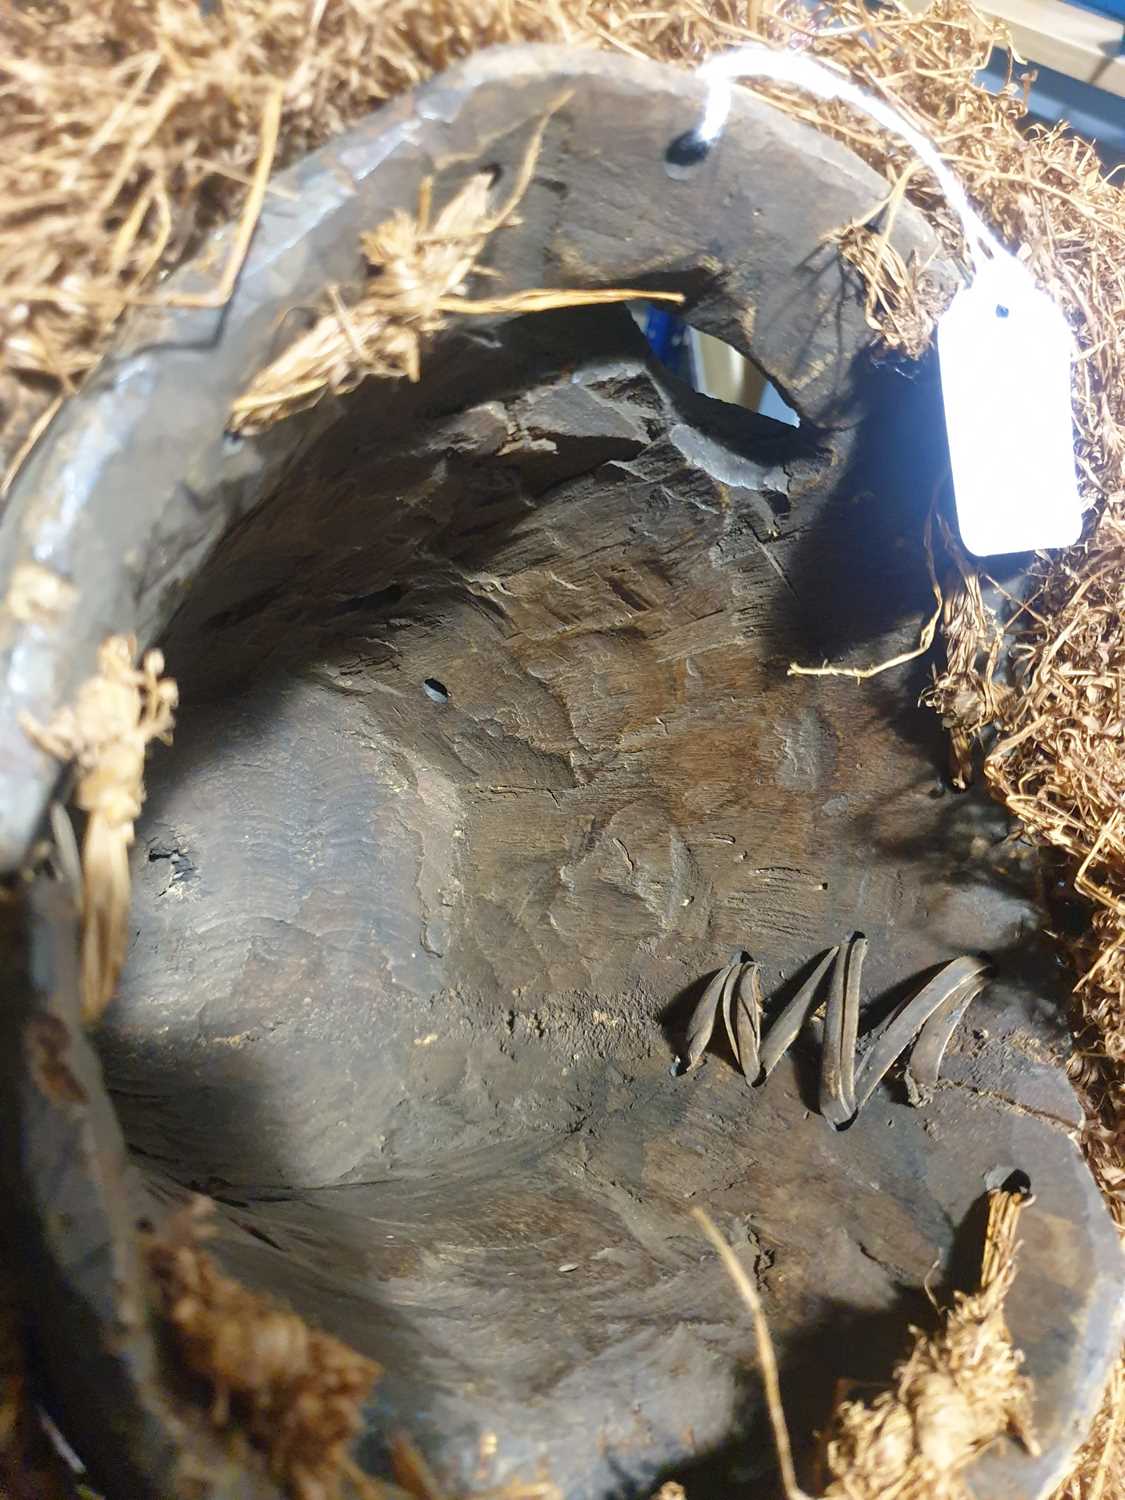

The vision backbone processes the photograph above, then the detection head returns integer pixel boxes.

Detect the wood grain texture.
[0,50,1114,1500]
[0,44,956,870]
[93,309,1119,1500]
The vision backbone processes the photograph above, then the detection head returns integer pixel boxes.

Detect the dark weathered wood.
[0,878,277,1500]
[96,310,1117,1500]
[0,46,1116,1500]
[854,957,990,1112]
[0,44,957,870]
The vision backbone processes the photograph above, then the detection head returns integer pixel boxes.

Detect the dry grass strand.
[146,1205,561,1500]
[20,635,176,1022]
[145,1197,384,1500]
[821,1188,1037,1500]
[229,116,683,433]
[2,2,1124,1492]
[697,1191,1035,1500]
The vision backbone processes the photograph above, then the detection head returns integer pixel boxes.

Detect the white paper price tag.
[938,255,1082,558]
[696,45,1085,559]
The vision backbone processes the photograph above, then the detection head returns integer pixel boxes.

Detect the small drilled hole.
[423,678,450,704]
[986,1165,1032,1196]
[665,129,710,177]
[995,303,1010,319]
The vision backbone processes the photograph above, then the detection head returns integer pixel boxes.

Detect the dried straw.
[0,0,804,414]
[1049,1356,1124,1500]
[145,1198,384,1500]
[696,1190,1037,1500]
[789,508,944,681]
[229,112,683,434]
[821,1189,1037,1500]
[145,1199,562,1500]
[3,0,1124,1492]
[745,0,1125,1224]
[707,10,1125,1486]
[20,635,177,1022]
[756,10,1125,1474]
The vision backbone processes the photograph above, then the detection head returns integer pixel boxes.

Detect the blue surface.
[1076,0,1125,21]
[637,304,695,384]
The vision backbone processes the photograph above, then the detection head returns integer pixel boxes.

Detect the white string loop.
[695,45,1005,276]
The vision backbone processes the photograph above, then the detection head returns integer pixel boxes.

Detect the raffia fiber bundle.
[145,1198,384,1500]
[697,1191,1037,1500]
[0,0,774,476]
[3,0,1123,1494]
[145,1199,561,1500]
[146,1197,1032,1500]
[228,120,682,434]
[751,0,1125,1237]
[821,1190,1037,1500]
[20,635,177,1022]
